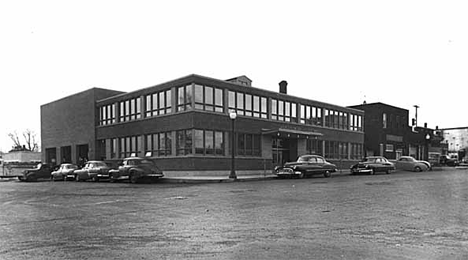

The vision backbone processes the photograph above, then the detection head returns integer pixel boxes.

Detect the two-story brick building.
[41,74,365,177]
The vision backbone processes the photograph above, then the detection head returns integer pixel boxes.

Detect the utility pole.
[414,105,419,126]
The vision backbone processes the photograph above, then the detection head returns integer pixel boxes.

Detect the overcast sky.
[1,0,467,152]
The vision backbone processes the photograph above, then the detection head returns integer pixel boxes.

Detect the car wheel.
[130,174,138,184]
[414,166,422,172]
[75,174,81,182]
[369,169,375,175]
[386,169,391,174]
[324,170,331,178]
[92,176,99,182]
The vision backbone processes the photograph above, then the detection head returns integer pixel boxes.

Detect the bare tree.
[23,129,38,152]
[8,129,39,152]
[8,131,22,149]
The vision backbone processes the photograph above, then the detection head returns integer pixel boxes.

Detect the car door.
[397,158,410,170]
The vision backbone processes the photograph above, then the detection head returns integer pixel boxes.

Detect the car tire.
[92,176,99,182]
[298,172,305,179]
[75,174,81,182]
[369,169,375,175]
[414,166,422,172]
[386,169,391,174]
[324,170,331,178]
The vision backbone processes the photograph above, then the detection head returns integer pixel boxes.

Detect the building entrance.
[272,138,297,166]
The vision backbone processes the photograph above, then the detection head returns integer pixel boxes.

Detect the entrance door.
[272,138,295,166]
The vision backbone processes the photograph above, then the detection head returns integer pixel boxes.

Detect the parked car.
[73,161,111,182]
[395,156,431,172]
[350,156,395,175]
[109,157,164,183]
[18,163,55,182]
[51,163,79,181]
[439,155,459,167]
[274,155,337,178]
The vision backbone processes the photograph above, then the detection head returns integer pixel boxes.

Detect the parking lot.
[1,168,468,259]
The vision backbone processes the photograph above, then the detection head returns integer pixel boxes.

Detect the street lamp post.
[425,133,431,161]
[229,112,237,179]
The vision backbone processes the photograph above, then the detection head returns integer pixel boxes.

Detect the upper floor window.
[119,97,141,123]
[229,91,267,118]
[145,89,172,117]
[383,113,387,129]
[177,85,193,112]
[271,99,297,122]
[195,84,223,112]
[99,103,116,125]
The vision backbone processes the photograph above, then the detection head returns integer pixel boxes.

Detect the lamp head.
[229,112,237,120]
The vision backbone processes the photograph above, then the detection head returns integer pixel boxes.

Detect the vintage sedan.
[73,161,111,182]
[109,157,164,183]
[350,156,395,175]
[51,163,79,181]
[275,155,337,178]
[18,163,55,182]
[395,156,431,172]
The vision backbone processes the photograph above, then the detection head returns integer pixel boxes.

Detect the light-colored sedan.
[395,156,431,172]
[51,163,78,181]
[73,161,111,182]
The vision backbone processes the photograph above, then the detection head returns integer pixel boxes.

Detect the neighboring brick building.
[349,102,446,161]
[41,74,365,177]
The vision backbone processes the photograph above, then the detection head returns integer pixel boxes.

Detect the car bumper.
[97,174,110,178]
[351,168,372,173]
[275,169,302,177]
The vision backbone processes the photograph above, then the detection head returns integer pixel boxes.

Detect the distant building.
[441,127,468,162]
[41,74,365,177]
[2,150,41,162]
[349,102,446,161]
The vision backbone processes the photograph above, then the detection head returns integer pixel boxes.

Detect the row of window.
[306,140,363,160]
[99,84,363,132]
[108,130,262,159]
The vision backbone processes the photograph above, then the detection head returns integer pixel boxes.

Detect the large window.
[233,133,261,156]
[324,140,349,159]
[99,103,116,125]
[229,91,267,118]
[145,132,172,156]
[349,114,363,132]
[118,135,142,158]
[271,99,297,122]
[350,143,364,160]
[306,139,323,156]
[119,97,141,122]
[195,84,223,112]
[176,129,193,155]
[194,129,224,156]
[300,105,322,126]
[145,89,172,117]
[177,85,193,112]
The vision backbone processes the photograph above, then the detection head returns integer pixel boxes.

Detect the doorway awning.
[261,128,323,139]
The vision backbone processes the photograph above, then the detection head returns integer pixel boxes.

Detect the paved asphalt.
[1,168,468,259]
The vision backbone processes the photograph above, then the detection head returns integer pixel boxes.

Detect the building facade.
[41,74,365,177]
[349,102,446,161]
[441,127,468,162]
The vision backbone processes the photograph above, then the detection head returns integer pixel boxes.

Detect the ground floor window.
[119,136,143,158]
[194,129,225,156]
[145,132,172,157]
[235,133,261,156]
[176,129,193,155]
[306,139,323,156]
[350,143,363,160]
[325,141,349,159]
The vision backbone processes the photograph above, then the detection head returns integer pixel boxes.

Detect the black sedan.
[350,156,395,175]
[275,155,337,178]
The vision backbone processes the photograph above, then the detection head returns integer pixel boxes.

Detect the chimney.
[279,80,288,94]
[424,122,427,128]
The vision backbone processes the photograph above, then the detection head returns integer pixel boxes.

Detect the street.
[1,169,468,259]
